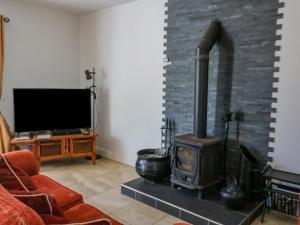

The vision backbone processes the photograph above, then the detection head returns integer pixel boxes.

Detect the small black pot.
[221,176,246,210]
[135,148,171,183]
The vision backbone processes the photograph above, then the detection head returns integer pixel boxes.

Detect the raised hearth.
[122,178,263,225]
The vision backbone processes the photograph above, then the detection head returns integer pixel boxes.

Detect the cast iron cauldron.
[135,148,171,182]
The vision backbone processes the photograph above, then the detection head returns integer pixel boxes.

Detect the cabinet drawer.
[72,139,93,154]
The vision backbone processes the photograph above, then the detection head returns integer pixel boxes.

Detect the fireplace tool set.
[220,144,258,209]
[222,111,233,180]
[220,111,267,209]
[161,118,176,150]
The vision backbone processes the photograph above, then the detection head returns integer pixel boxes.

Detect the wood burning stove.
[170,20,222,198]
[171,135,221,198]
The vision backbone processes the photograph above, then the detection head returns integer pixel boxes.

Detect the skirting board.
[96,146,134,167]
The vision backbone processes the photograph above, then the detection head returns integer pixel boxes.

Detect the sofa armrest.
[4,150,39,176]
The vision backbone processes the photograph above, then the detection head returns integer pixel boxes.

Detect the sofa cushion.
[31,174,83,211]
[10,190,64,217]
[0,185,45,225]
[64,203,122,225]
[4,150,39,176]
[0,154,37,192]
[40,215,70,225]
[41,215,112,225]
[67,219,112,225]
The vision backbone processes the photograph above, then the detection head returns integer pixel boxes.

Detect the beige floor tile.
[111,201,167,225]
[86,187,133,213]
[42,170,84,186]
[67,176,113,199]
[40,158,296,225]
[154,215,190,225]
[91,167,139,188]
[251,211,296,225]
[41,158,91,171]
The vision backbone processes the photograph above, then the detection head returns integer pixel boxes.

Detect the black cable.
[94,98,100,130]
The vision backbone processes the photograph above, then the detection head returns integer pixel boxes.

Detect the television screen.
[13,89,91,133]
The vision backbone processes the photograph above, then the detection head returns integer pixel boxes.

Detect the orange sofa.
[0,150,122,225]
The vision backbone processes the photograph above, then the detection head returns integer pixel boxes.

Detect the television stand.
[51,129,83,136]
[11,133,97,165]
[15,132,33,139]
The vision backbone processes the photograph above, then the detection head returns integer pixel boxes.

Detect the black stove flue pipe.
[194,19,221,138]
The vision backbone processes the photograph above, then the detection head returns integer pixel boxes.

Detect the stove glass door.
[176,146,197,173]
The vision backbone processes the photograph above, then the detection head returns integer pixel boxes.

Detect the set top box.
[13,88,91,134]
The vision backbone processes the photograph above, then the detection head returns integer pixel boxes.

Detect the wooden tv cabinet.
[11,134,97,165]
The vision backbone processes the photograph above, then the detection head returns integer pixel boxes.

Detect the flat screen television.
[13,89,91,133]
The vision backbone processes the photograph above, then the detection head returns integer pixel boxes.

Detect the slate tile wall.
[163,0,283,174]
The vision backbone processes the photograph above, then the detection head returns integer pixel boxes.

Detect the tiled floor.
[41,158,297,225]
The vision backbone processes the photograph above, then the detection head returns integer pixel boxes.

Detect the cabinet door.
[38,140,66,161]
[70,138,94,157]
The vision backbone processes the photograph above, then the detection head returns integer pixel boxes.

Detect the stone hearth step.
[121,178,263,225]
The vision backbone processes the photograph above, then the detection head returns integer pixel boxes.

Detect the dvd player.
[51,129,82,136]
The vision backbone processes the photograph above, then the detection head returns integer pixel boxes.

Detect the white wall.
[271,0,300,174]
[0,0,80,129]
[80,0,165,166]
[2,0,297,173]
